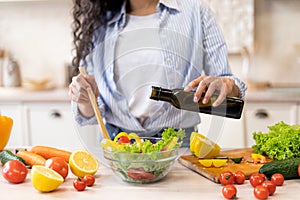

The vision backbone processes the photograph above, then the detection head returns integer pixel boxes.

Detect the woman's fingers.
[186,76,237,107]
[69,75,91,103]
[184,76,204,92]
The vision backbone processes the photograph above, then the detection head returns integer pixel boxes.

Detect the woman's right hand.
[68,74,99,118]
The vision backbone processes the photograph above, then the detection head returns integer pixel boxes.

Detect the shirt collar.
[107,0,180,26]
[159,0,180,11]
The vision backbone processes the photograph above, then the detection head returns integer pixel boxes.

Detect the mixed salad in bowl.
[100,128,185,184]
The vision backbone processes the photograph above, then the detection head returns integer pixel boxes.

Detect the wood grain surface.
[178,148,268,183]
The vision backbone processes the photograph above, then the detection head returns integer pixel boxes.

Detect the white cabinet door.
[25,102,83,149]
[244,102,297,147]
[0,103,25,147]
[197,113,246,149]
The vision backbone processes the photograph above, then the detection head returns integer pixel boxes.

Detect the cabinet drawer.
[245,102,297,147]
[25,103,83,149]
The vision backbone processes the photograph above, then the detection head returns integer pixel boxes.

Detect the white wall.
[0,0,73,87]
[0,0,300,88]
[230,0,300,84]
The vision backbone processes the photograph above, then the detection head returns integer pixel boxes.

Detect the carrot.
[30,145,72,163]
[16,150,46,167]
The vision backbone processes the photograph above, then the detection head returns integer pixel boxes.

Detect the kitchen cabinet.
[244,102,298,147]
[24,102,83,149]
[0,103,25,147]
[197,101,300,149]
[0,101,84,149]
[197,113,246,149]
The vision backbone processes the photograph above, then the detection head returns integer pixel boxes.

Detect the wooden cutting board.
[178,148,268,183]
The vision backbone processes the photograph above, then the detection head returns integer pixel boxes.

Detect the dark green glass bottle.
[150,86,244,119]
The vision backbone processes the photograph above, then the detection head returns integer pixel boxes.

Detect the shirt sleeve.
[71,52,107,126]
[201,4,247,99]
[71,95,106,126]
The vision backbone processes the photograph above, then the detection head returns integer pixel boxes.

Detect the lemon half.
[69,150,99,177]
[190,132,220,159]
[31,165,64,192]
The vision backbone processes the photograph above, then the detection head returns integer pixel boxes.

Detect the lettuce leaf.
[252,121,300,160]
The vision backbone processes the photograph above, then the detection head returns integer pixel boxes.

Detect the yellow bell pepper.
[0,115,13,150]
[113,132,142,146]
[251,153,267,164]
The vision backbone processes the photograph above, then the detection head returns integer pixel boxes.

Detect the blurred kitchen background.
[0,0,299,88]
[0,0,299,150]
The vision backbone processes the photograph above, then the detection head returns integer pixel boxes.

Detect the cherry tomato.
[2,160,28,184]
[259,173,266,180]
[83,175,95,187]
[250,173,265,187]
[45,157,69,180]
[219,171,235,185]
[118,136,130,144]
[233,171,246,184]
[261,180,276,196]
[73,178,86,191]
[222,184,237,199]
[298,164,300,177]
[271,173,284,186]
[253,185,269,200]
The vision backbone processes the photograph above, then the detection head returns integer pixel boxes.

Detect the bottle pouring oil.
[150,86,244,119]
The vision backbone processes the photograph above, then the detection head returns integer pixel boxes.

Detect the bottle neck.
[150,86,174,102]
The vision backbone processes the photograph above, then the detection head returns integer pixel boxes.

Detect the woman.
[69,0,247,146]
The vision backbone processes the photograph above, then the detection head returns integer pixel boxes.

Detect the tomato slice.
[113,132,129,143]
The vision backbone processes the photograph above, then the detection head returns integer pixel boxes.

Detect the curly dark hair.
[71,0,125,74]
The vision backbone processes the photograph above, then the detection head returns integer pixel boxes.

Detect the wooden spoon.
[79,66,111,140]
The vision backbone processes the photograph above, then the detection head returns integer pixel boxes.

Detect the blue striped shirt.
[72,0,247,136]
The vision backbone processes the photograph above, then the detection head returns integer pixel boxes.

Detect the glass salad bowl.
[102,137,180,184]
[74,123,185,184]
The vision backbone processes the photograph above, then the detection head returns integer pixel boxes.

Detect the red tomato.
[259,173,266,180]
[45,157,69,179]
[233,171,246,184]
[261,180,276,196]
[83,175,95,187]
[222,184,237,199]
[219,171,235,185]
[253,185,269,200]
[118,136,130,144]
[73,178,86,191]
[298,164,300,177]
[2,160,28,184]
[250,173,265,187]
[271,173,284,186]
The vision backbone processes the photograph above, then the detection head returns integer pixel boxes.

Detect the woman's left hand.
[184,76,240,107]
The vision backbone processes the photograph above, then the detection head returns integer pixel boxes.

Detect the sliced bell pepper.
[100,138,119,151]
[251,153,267,164]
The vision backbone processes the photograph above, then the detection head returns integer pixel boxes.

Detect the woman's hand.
[184,76,240,107]
[68,74,99,118]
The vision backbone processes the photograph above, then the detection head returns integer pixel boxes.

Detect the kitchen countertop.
[0,87,70,102]
[0,86,300,103]
[245,88,300,103]
[0,153,299,200]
